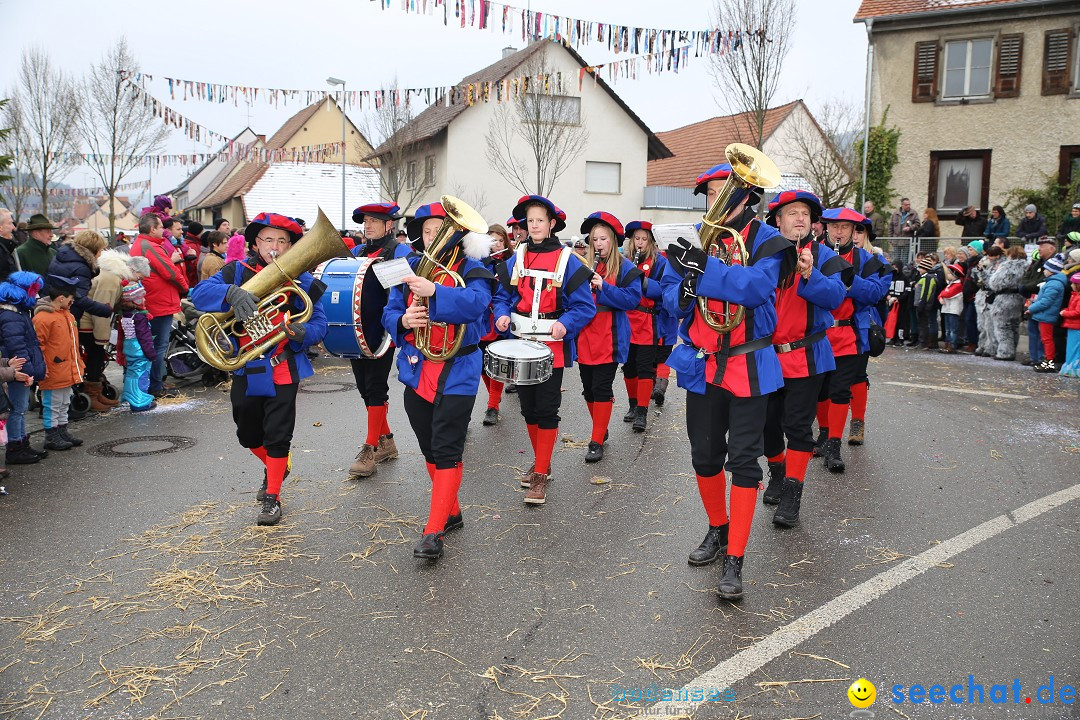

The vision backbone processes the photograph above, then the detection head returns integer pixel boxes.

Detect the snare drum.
[313,257,390,359]
[483,339,553,385]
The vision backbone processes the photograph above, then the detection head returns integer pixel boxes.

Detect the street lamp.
[326,76,347,231]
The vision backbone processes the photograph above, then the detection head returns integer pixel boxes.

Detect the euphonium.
[195,208,349,372]
[697,142,782,333]
[412,195,487,361]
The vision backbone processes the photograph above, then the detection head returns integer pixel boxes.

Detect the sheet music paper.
[371,257,413,289]
[651,223,703,251]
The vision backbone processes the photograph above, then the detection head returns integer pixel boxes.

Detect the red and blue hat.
[512,194,566,233]
[766,190,824,226]
[406,202,447,241]
[820,207,868,225]
[694,164,731,196]
[352,202,401,224]
[624,220,654,236]
[505,216,520,227]
[580,211,625,240]
[244,212,304,245]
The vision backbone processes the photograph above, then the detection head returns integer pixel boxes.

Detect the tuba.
[412,195,487,361]
[697,143,781,333]
[195,208,349,372]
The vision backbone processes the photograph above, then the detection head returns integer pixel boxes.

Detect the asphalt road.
[1,346,1076,720]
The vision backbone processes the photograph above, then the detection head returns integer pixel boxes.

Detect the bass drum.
[483,338,553,386]
[313,257,390,359]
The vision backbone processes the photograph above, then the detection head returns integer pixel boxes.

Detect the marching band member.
[847,218,892,446]
[760,192,849,527]
[660,163,795,601]
[347,202,410,480]
[190,213,327,526]
[576,212,642,462]
[621,220,670,431]
[480,224,513,425]
[507,216,527,250]
[493,195,596,505]
[814,208,890,473]
[383,221,495,560]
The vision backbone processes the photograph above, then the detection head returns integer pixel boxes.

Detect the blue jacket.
[774,242,851,377]
[984,216,1010,240]
[836,245,891,353]
[0,271,47,381]
[47,243,112,322]
[640,253,678,345]
[577,259,642,366]
[1028,272,1069,323]
[190,260,327,382]
[383,254,495,396]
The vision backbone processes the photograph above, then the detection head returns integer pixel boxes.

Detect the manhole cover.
[299,381,356,394]
[89,435,197,458]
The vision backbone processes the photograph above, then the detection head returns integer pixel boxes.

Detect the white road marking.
[884,381,1030,400]
[661,482,1080,711]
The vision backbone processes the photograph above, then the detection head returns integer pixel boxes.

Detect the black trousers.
[403,386,474,469]
[655,344,673,366]
[350,352,394,406]
[622,343,658,381]
[764,374,824,457]
[820,354,862,405]
[853,352,870,385]
[230,376,299,457]
[685,384,768,488]
[579,362,618,403]
[917,306,938,345]
[518,367,564,429]
[80,331,106,382]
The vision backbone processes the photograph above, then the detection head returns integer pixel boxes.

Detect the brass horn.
[412,194,487,361]
[195,207,349,372]
[697,142,781,333]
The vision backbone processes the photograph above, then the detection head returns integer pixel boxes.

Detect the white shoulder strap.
[509,243,529,286]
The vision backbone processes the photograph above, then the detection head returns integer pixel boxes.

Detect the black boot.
[623,403,637,422]
[413,533,444,559]
[59,425,83,447]
[762,460,784,505]
[44,427,73,451]
[717,555,745,601]
[824,437,845,474]
[5,439,40,465]
[652,378,668,406]
[812,427,828,457]
[482,407,500,426]
[257,494,282,526]
[632,406,648,433]
[444,512,464,533]
[584,441,604,463]
[256,459,291,502]
[687,524,728,566]
[772,478,804,528]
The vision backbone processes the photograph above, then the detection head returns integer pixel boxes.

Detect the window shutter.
[1042,28,1074,95]
[912,41,939,102]
[994,33,1023,98]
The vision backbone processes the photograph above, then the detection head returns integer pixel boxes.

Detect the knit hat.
[122,281,146,306]
[1044,254,1065,274]
[966,239,984,254]
[1069,247,1080,264]
[1036,235,1058,247]
[1072,203,1080,211]
[918,257,934,273]
[1072,273,1080,285]
[1066,231,1080,246]
[1024,204,1037,213]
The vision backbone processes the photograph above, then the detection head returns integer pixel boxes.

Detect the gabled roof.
[646,101,801,188]
[170,126,259,195]
[265,100,326,149]
[854,0,1040,21]
[373,41,672,162]
[243,163,382,230]
[190,162,269,211]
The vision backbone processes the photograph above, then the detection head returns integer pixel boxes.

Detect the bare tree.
[0,105,34,221]
[359,82,431,213]
[75,38,168,238]
[785,99,859,207]
[484,49,590,197]
[449,180,489,219]
[709,0,796,149]
[0,100,12,187]
[9,47,80,217]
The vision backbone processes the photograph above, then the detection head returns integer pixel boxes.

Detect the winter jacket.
[33,297,84,390]
[1028,272,1069,324]
[954,211,987,238]
[0,235,18,282]
[181,235,202,287]
[1019,256,1047,298]
[938,279,964,315]
[0,357,19,385]
[116,308,156,365]
[199,250,226,283]
[129,233,189,319]
[79,249,137,342]
[1057,214,1080,238]
[1060,283,1080,330]
[15,238,56,278]
[888,210,918,238]
[1016,214,1048,241]
[46,242,113,323]
[984,216,1010,241]
[0,271,46,381]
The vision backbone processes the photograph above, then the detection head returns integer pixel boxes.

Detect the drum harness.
[509,244,574,339]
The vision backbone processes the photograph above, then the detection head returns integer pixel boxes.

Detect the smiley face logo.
[848,678,876,708]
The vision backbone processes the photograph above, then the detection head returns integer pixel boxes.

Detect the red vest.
[627,253,659,345]
[828,247,858,357]
[515,246,568,367]
[404,260,463,403]
[577,262,617,365]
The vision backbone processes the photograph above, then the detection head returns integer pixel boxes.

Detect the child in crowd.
[32,277,85,451]
[0,271,47,465]
[1027,254,1068,373]
[1060,273,1080,377]
[0,354,32,489]
[937,263,965,354]
[116,281,157,412]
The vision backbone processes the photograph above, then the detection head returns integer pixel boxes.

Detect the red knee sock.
[727,485,758,557]
[250,446,268,465]
[534,427,558,475]
[487,379,504,409]
[591,400,613,444]
[656,362,670,379]
[636,379,653,408]
[265,455,289,497]
[366,404,388,446]
[424,464,463,534]
[624,377,637,407]
[695,473,728,526]
[767,451,786,464]
[828,402,849,440]
[850,381,868,422]
[816,400,830,432]
[786,449,812,483]
[527,423,539,456]
[380,406,391,436]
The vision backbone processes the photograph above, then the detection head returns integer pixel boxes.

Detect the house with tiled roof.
[642,100,840,223]
[181,97,373,229]
[369,41,672,229]
[855,0,1079,239]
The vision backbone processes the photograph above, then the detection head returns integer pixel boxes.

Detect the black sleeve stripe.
[862,255,884,278]
[564,264,593,295]
[495,263,512,293]
[619,265,643,288]
[307,278,327,305]
[751,234,795,266]
[820,254,848,278]
[464,266,496,281]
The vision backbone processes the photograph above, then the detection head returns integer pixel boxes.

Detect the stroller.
[168,299,227,387]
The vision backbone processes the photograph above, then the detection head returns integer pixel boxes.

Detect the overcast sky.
[1,0,867,205]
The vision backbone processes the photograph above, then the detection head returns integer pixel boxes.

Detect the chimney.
[501,46,517,59]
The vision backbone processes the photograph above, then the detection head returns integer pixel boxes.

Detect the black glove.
[284,322,307,344]
[667,237,708,275]
[678,273,698,311]
[225,285,259,323]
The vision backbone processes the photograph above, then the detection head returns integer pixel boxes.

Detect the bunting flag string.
[44,144,349,170]
[45,179,151,197]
